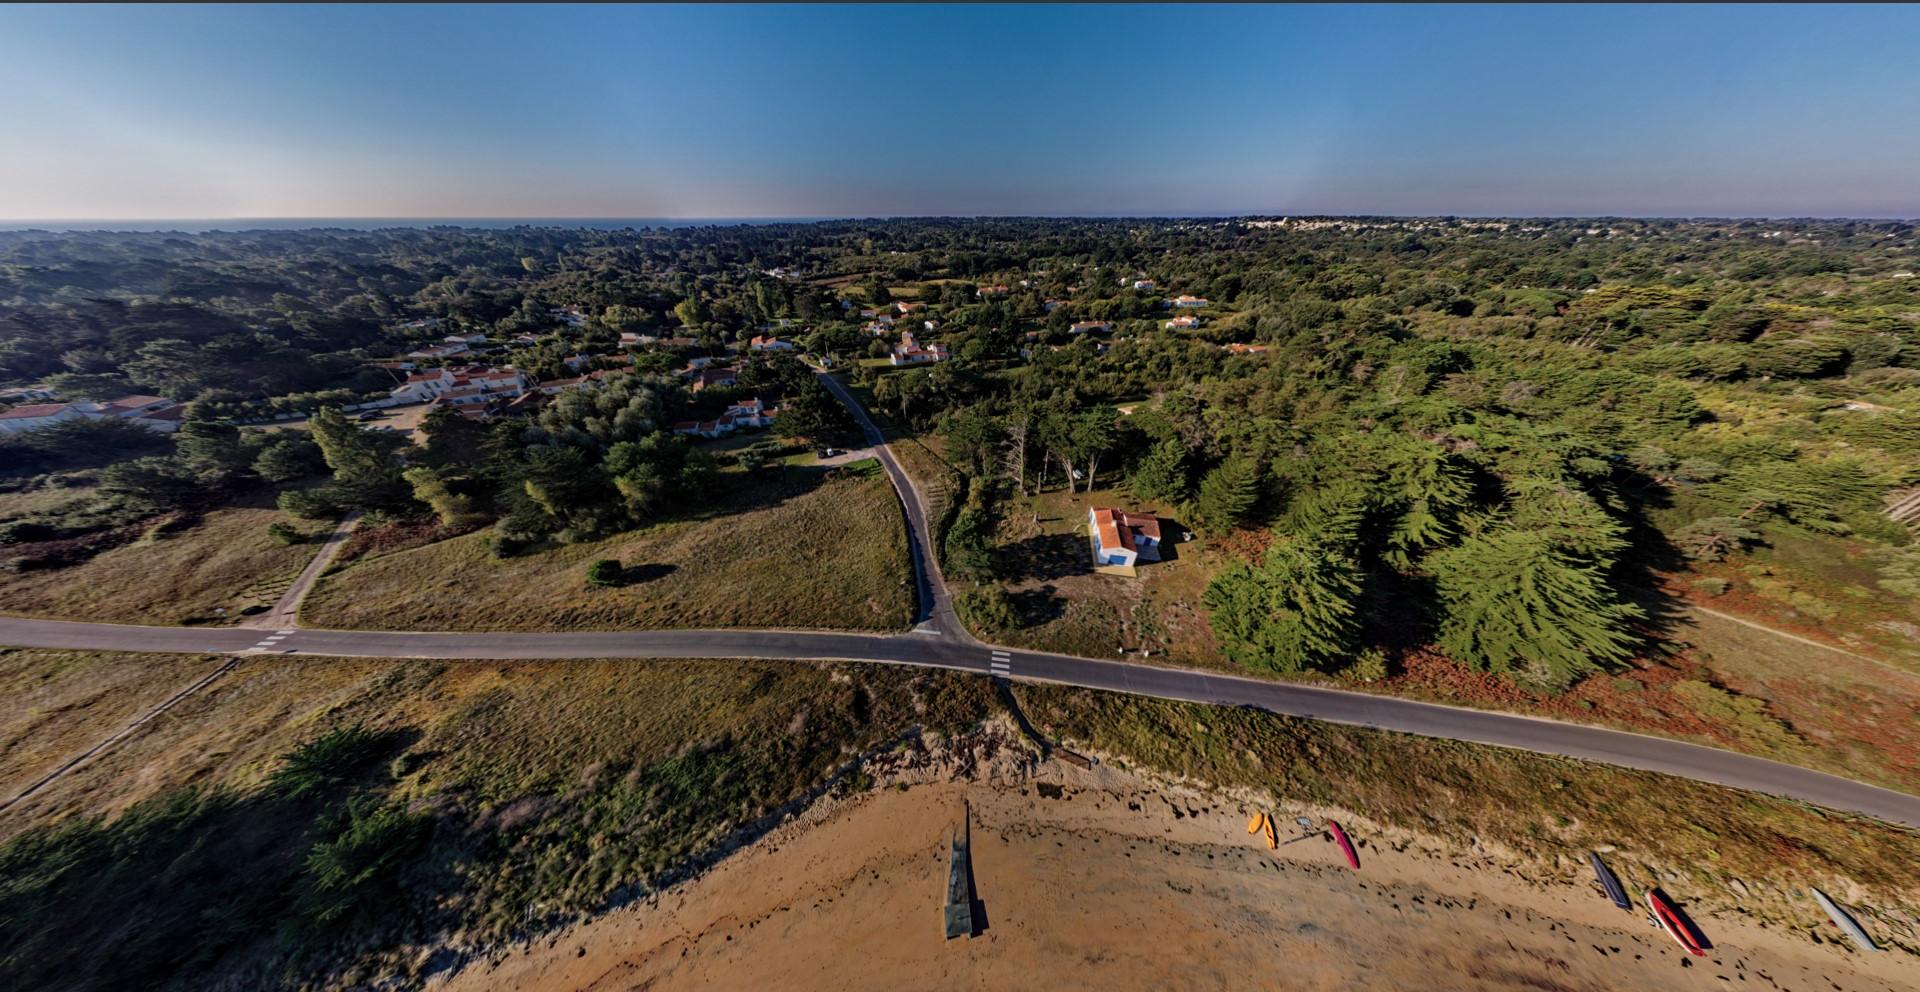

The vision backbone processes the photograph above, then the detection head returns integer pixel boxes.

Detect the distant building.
[890,330,950,366]
[690,366,740,392]
[1166,316,1202,330]
[389,365,529,405]
[1169,295,1211,308]
[0,395,181,435]
[1129,279,1157,291]
[672,396,780,438]
[1070,320,1113,335]
[1222,342,1269,355]
[749,335,797,351]
[407,341,471,360]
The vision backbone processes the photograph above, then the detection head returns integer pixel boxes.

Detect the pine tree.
[1193,456,1260,532]
[1427,523,1641,693]
[1203,533,1364,674]
[1126,438,1192,505]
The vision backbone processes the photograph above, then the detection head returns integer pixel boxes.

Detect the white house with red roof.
[1166,315,1203,330]
[671,396,780,438]
[408,341,471,360]
[1169,295,1211,308]
[1088,506,1162,569]
[389,365,528,405]
[1070,320,1113,335]
[749,335,797,351]
[0,394,181,435]
[890,330,950,366]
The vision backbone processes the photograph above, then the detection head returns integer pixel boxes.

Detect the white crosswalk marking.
[988,650,1012,676]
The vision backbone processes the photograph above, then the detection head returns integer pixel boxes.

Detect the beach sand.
[427,752,1916,992]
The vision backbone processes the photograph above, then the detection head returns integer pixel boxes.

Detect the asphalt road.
[4,614,1919,828]
[7,372,1920,831]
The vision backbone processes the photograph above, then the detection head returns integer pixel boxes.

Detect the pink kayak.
[1328,820,1360,869]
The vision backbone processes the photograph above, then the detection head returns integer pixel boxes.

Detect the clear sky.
[2,3,1917,221]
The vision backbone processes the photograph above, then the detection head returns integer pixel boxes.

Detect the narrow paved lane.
[4,614,1918,828]
[814,368,967,639]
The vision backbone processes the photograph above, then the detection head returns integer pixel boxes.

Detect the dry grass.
[0,649,226,808]
[0,505,324,626]
[301,469,912,632]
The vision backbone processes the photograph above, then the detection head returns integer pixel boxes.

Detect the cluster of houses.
[388,365,531,408]
[0,393,183,435]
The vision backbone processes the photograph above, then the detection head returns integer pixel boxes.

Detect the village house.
[444,332,489,345]
[0,394,181,435]
[1127,278,1157,291]
[895,301,927,315]
[1070,320,1114,335]
[619,331,659,347]
[976,284,1010,297]
[407,341,471,360]
[398,317,442,331]
[1169,295,1211,308]
[672,396,779,438]
[890,330,950,366]
[1088,506,1163,569]
[550,305,588,328]
[389,365,529,405]
[690,366,740,392]
[749,335,797,351]
[1166,315,1203,330]
[1043,299,1066,312]
[1223,342,1270,355]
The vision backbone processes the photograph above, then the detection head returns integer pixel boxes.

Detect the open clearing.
[0,504,326,626]
[301,467,913,633]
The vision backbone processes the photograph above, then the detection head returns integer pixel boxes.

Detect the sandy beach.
[427,743,1916,992]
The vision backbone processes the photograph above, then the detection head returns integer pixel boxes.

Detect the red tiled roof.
[0,402,70,419]
[1090,507,1162,555]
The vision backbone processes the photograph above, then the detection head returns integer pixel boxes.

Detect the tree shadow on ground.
[1008,586,1067,628]
[622,563,677,585]
[1612,466,1695,661]
[996,532,1092,583]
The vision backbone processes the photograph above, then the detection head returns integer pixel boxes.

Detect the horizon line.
[4,212,1919,229]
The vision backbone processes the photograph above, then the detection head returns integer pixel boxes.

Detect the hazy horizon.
[4,4,1918,220]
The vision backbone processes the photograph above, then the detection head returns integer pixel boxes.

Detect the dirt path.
[1687,602,1920,680]
[429,768,1917,992]
[0,655,240,817]
[242,512,359,630]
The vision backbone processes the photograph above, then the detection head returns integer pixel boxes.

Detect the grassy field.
[0,649,228,809]
[301,466,913,632]
[0,503,326,626]
[0,649,994,990]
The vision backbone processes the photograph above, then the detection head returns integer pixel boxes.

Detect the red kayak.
[1327,820,1360,870]
[1647,889,1708,956]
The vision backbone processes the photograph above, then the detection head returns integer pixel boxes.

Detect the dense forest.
[4,217,1918,691]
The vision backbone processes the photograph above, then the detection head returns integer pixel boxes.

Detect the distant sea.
[0,217,842,233]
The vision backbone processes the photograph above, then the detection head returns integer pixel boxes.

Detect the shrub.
[266,521,306,546]
[1689,576,1731,596]
[586,558,627,587]
[1339,648,1390,683]
[957,585,1018,633]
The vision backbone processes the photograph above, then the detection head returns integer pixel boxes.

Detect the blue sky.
[2,4,1916,220]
